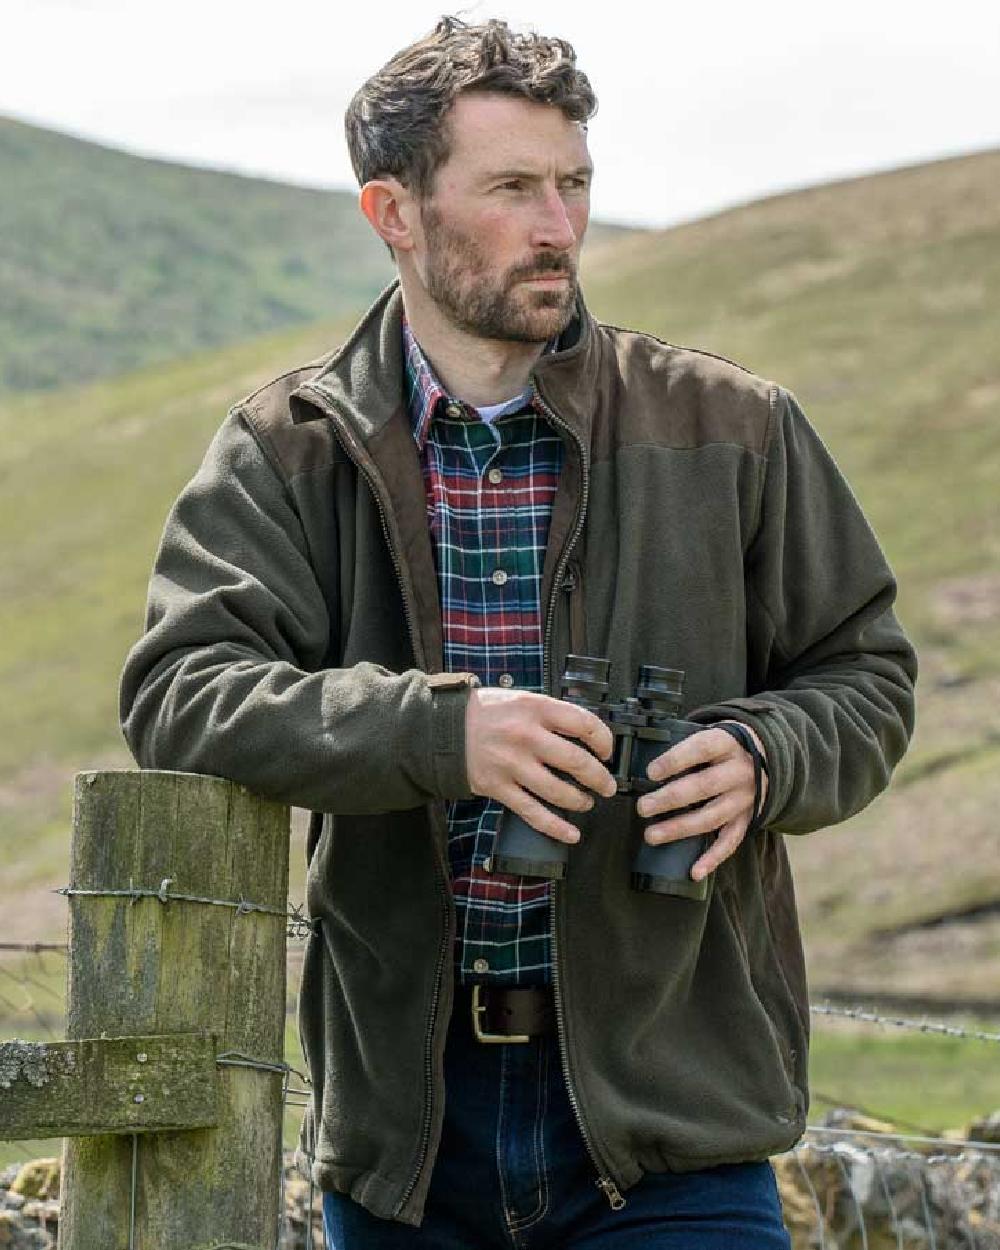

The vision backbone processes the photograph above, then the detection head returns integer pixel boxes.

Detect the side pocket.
[757,835,811,1048]
[720,882,797,1084]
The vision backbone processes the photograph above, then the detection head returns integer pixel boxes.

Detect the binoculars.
[488,656,712,900]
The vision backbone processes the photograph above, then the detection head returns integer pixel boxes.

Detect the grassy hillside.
[0,118,391,393]
[0,115,637,394]
[1,147,998,1008]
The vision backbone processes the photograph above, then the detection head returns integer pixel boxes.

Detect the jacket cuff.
[427,672,481,800]
[686,697,793,830]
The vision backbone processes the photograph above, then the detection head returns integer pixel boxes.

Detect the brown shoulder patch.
[236,355,345,481]
[591,326,775,461]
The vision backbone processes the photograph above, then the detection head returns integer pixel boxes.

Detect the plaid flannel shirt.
[403,320,564,987]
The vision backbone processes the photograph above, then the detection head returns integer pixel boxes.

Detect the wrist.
[715,720,768,829]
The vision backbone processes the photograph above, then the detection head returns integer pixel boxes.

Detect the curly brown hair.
[345,16,597,199]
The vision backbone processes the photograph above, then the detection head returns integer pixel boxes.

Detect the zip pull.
[561,566,578,593]
[595,1175,626,1210]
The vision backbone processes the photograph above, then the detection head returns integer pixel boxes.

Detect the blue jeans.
[322,987,791,1248]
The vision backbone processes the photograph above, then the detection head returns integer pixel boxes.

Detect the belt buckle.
[471,983,531,1044]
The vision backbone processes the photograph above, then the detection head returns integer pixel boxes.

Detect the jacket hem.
[633,1118,807,1176]
[307,1155,421,1228]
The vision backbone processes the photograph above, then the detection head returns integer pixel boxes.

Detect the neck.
[399,279,546,409]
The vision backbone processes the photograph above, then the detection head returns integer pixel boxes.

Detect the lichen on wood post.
[60,770,290,1250]
[1,1033,218,1138]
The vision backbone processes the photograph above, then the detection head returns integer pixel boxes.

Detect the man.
[120,15,917,1248]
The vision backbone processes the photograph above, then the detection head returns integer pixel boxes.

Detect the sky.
[3,0,998,228]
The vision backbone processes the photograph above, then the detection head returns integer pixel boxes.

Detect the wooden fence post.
[59,769,291,1249]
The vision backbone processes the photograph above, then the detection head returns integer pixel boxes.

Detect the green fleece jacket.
[119,282,917,1225]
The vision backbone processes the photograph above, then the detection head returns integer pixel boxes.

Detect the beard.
[421,204,578,344]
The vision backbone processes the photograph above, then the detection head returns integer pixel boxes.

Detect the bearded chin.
[432,274,577,344]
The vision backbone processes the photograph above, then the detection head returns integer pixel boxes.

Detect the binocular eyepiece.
[489,656,712,900]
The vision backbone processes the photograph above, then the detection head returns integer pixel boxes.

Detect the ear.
[359,177,417,254]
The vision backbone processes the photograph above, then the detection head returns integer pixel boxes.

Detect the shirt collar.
[403,317,556,453]
[403,318,448,453]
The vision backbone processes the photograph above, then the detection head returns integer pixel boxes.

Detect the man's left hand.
[635,723,768,882]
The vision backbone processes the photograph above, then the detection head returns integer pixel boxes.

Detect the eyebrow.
[483,164,594,182]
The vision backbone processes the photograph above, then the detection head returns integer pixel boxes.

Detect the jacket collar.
[293,278,602,450]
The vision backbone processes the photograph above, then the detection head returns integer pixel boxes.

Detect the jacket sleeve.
[119,408,478,813]
[688,386,917,833]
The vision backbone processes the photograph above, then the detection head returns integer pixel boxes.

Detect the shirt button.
[473,958,490,973]
[498,674,514,688]
[491,569,508,586]
[444,401,463,419]
[487,467,503,485]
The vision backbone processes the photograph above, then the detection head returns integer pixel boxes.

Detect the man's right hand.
[464,688,617,842]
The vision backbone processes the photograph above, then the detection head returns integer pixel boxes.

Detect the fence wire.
[0,944,66,1043]
[4,923,1000,1249]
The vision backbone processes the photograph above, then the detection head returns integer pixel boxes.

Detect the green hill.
[0,115,637,393]
[1,145,998,1014]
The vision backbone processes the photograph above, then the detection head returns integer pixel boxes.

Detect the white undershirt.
[474,387,534,425]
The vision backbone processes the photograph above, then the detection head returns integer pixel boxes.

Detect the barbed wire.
[804,1124,1000,1156]
[810,1002,1000,1045]
[56,880,292,920]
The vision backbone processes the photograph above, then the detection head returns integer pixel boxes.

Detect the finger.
[539,734,617,799]
[518,760,596,815]
[545,698,615,762]
[498,784,582,844]
[636,760,745,818]
[644,792,746,844]
[691,816,748,880]
[646,728,736,782]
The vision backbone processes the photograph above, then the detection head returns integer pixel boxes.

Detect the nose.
[531,183,578,252]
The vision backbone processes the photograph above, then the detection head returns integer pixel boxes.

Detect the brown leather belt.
[460,983,557,1044]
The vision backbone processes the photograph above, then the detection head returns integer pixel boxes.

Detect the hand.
[636,722,768,882]
[465,688,617,843]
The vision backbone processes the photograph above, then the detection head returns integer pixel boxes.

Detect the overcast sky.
[3,0,998,228]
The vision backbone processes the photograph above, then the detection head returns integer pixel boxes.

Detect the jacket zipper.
[548,886,626,1210]
[535,383,586,694]
[534,385,627,1212]
[297,382,453,1221]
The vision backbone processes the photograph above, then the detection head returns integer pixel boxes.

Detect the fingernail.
[646,765,661,782]
[566,829,581,842]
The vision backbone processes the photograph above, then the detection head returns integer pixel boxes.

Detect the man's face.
[414,93,593,344]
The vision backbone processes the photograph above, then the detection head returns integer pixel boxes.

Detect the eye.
[496,179,525,192]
